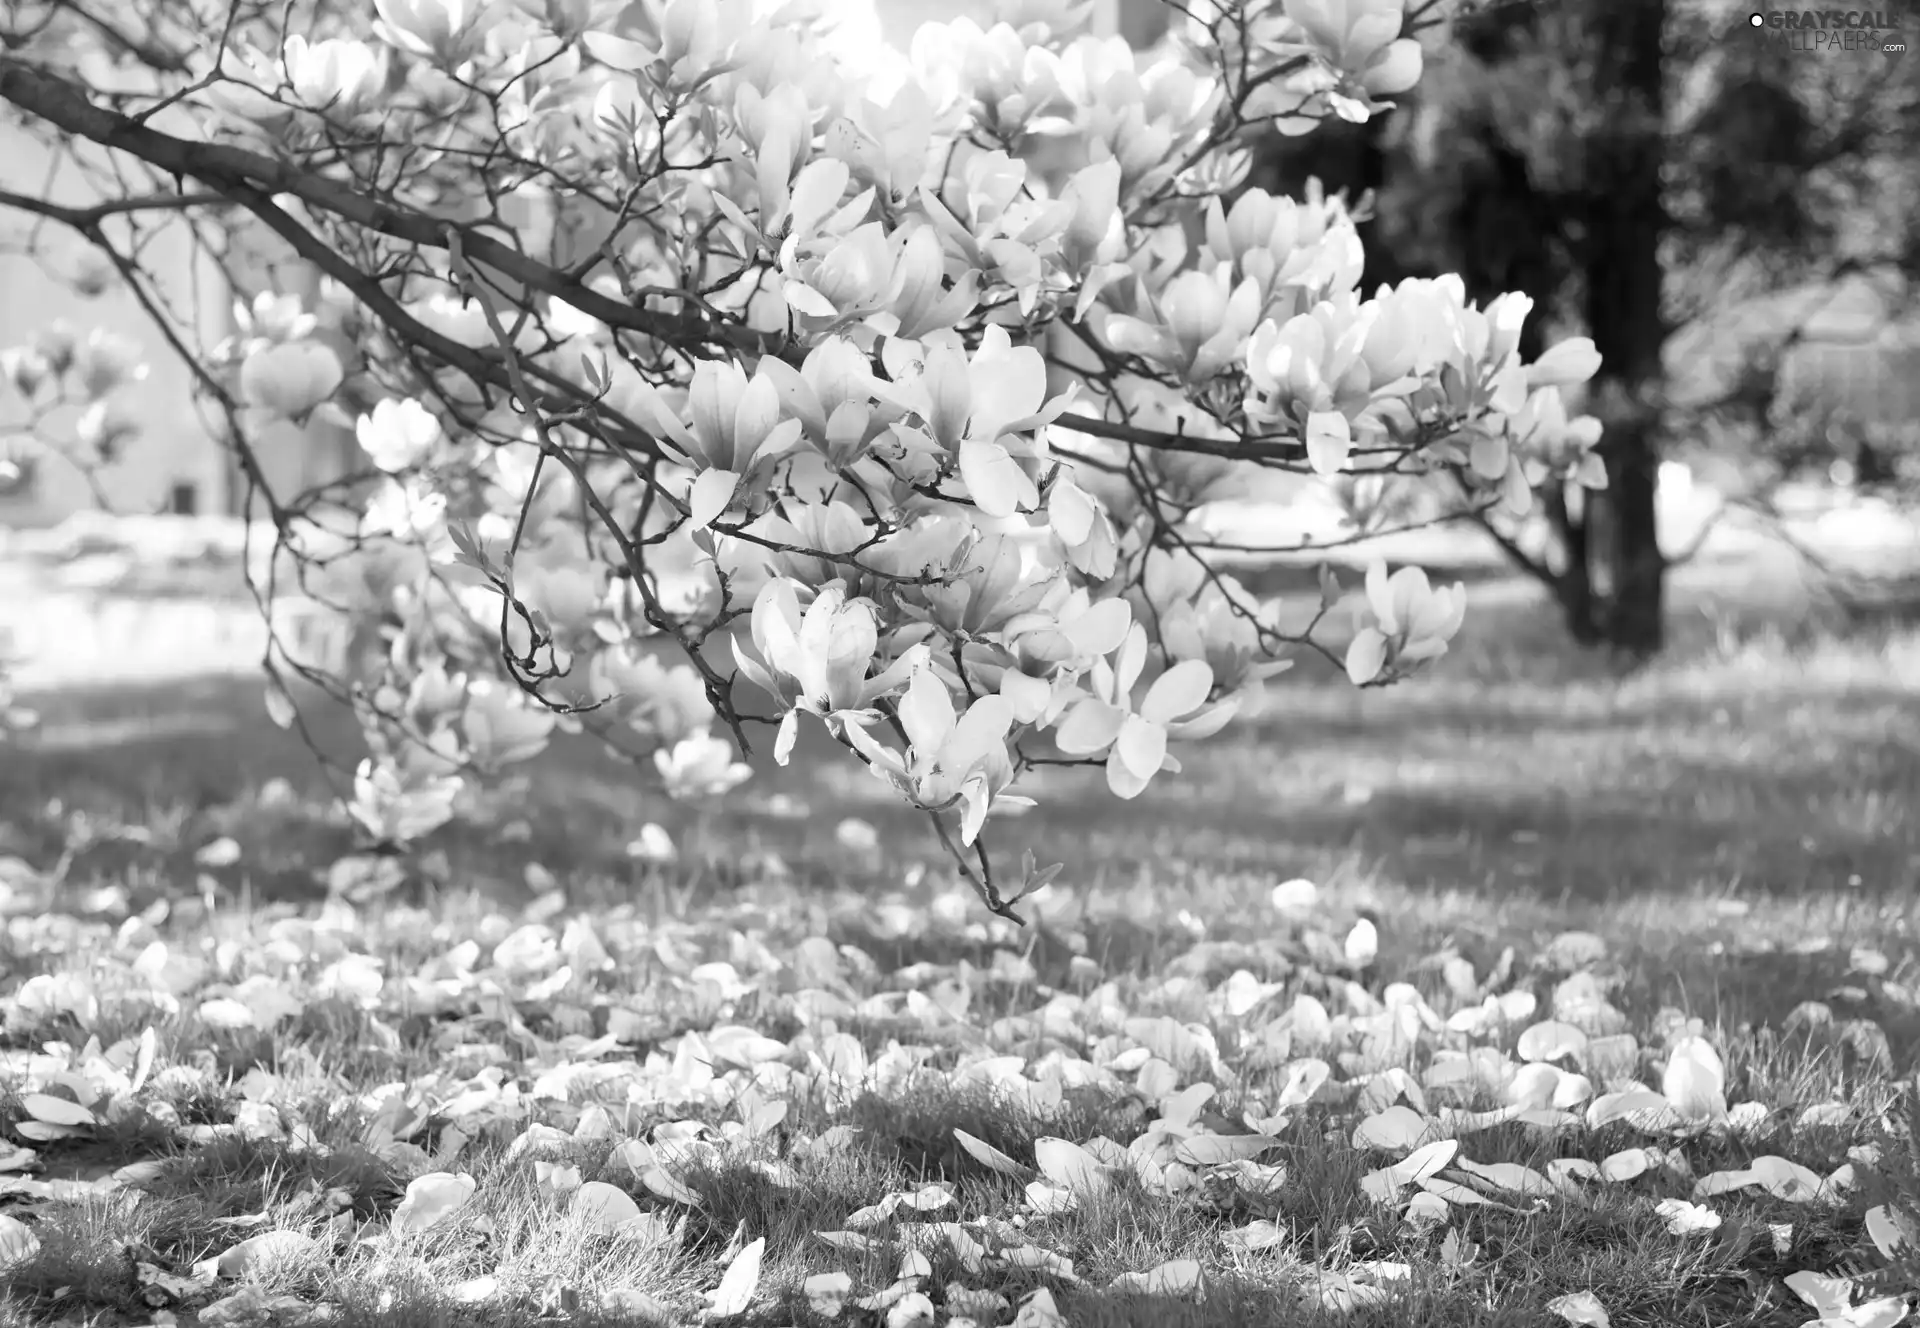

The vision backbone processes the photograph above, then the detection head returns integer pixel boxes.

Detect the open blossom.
[844,666,1031,843]
[1263,0,1424,132]
[896,325,1073,519]
[1201,184,1362,310]
[463,679,557,771]
[1243,302,1375,474]
[621,359,804,529]
[283,36,385,115]
[733,579,923,764]
[358,398,443,472]
[240,342,343,418]
[1344,562,1466,685]
[373,0,494,64]
[589,651,713,744]
[911,17,1065,134]
[655,729,753,800]
[71,329,148,399]
[1053,622,1235,799]
[1103,266,1262,385]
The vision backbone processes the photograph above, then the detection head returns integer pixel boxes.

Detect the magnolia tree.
[0,0,1605,917]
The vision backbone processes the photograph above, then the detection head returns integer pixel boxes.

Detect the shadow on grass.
[6,572,1917,916]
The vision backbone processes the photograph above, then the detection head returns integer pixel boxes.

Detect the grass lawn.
[1,560,1918,1326]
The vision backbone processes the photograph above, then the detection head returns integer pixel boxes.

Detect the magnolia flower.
[916,530,1054,638]
[1046,472,1119,580]
[902,325,1072,518]
[1157,581,1295,699]
[844,666,1031,843]
[462,679,557,770]
[589,651,714,744]
[732,579,923,764]
[755,340,889,468]
[1103,266,1262,385]
[1527,336,1603,391]
[240,341,344,418]
[621,359,804,529]
[995,587,1133,721]
[1201,185,1361,305]
[282,36,385,115]
[911,17,1064,133]
[71,329,148,399]
[1265,0,1423,132]
[655,729,752,800]
[374,0,494,64]
[1510,386,1606,489]
[347,756,462,843]
[0,346,52,399]
[516,555,606,635]
[233,292,318,354]
[783,222,901,329]
[1243,306,1377,474]
[587,0,740,90]
[1053,622,1234,798]
[357,398,443,473]
[75,400,140,458]
[1344,562,1466,685]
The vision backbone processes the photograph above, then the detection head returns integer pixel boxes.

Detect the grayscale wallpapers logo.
[1745,8,1907,53]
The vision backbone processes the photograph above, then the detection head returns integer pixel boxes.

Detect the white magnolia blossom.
[0,0,1614,901]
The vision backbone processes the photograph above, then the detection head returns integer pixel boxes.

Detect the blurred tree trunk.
[1581,0,1670,657]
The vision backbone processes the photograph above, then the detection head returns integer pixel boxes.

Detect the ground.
[1,550,1918,1327]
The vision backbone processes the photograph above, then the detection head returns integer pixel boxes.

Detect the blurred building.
[0,101,357,527]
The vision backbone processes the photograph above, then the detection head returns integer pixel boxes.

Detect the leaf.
[1455,1159,1555,1197]
[1344,918,1378,966]
[1598,1148,1657,1183]
[1345,627,1387,685]
[639,1165,703,1206]
[1517,1020,1588,1064]
[1317,563,1341,610]
[804,1270,853,1318]
[20,1095,94,1128]
[1785,1271,1856,1317]
[1108,1258,1203,1297]
[1352,1105,1429,1152]
[1654,1197,1720,1235]
[1586,1089,1672,1130]
[959,437,1035,519]
[1013,1287,1069,1328]
[571,1181,642,1236]
[390,1171,476,1236]
[706,1235,765,1318]
[1661,1036,1727,1122]
[687,468,738,530]
[1305,410,1352,475]
[215,1230,320,1279]
[1546,1290,1612,1327]
[0,1213,38,1267]
[1270,878,1319,913]
[1032,1137,1113,1194]
[1866,1204,1918,1259]
[263,672,298,730]
[1360,1139,1458,1203]
[1173,1133,1279,1166]
[953,1128,1030,1177]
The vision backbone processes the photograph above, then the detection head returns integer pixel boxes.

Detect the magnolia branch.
[0,186,228,225]
[0,56,1337,467]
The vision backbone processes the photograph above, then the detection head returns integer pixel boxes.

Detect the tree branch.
[0,55,1342,468]
[0,186,228,226]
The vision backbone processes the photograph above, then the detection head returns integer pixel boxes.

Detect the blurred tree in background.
[1255,0,1920,652]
